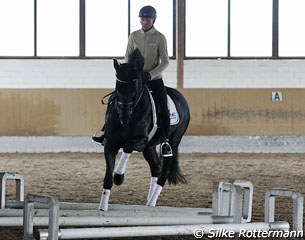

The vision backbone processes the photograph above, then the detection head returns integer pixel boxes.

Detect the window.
[0,0,34,56]
[86,0,128,56]
[186,0,228,57]
[279,0,305,56]
[37,0,79,56]
[0,0,305,58]
[230,0,272,57]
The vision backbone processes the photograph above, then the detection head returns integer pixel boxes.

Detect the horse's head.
[113,49,145,125]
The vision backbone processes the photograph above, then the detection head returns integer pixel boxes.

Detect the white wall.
[0,59,305,89]
[184,60,305,88]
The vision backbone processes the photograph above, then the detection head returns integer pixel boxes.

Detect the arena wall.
[1,59,305,136]
[1,88,305,136]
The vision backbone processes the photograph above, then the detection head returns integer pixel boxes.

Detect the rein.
[101,91,115,105]
[131,84,146,110]
[100,77,135,105]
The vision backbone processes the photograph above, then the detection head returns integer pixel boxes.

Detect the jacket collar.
[141,26,156,34]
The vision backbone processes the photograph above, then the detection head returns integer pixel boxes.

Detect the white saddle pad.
[167,95,179,125]
[147,90,180,141]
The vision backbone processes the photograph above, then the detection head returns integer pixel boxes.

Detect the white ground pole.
[38,222,290,240]
[1,200,225,228]
[265,188,304,231]
[5,201,212,213]
[0,172,24,209]
[0,213,233,228]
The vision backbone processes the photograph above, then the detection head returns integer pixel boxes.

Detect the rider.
[92,5,172,157]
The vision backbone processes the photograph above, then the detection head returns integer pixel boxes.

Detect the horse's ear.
[113,59,120,71]
[132,48,142,59]
[129,49,144,73]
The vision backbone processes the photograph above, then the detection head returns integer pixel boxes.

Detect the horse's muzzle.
[117,102,133,126]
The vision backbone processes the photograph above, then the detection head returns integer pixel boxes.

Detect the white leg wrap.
[115,152,131,175]
[98,189,110,211]
[147,177,158,201]
[146,184,163,207]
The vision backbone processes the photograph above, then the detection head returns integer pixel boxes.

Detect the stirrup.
[161,141,173,157]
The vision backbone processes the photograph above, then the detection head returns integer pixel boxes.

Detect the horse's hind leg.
[143,148,161,204]
[147,140,186,206]
[165,138,187,185]
[146,149,173,206]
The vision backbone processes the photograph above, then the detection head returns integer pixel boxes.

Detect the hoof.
[113,173,124,186]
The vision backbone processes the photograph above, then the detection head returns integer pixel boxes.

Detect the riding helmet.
[139,5,157,19]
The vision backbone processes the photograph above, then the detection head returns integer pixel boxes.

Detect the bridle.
[116,76,146,123]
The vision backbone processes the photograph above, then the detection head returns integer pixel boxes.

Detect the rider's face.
[140,17,154,31]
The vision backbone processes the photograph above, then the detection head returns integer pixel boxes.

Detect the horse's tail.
[167,152,187,185]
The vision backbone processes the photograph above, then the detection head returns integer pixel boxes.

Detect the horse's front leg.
[99,146,119,211]
[113,133,146,185]
[113,152,131,185]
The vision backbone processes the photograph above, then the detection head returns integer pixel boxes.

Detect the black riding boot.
[92,94,115,146]
[147,79,173,157]
[92,126,105,145]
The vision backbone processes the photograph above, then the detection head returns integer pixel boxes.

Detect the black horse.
[98,49,190,211]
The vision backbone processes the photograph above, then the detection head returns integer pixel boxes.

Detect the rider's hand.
[142,71,151,81]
